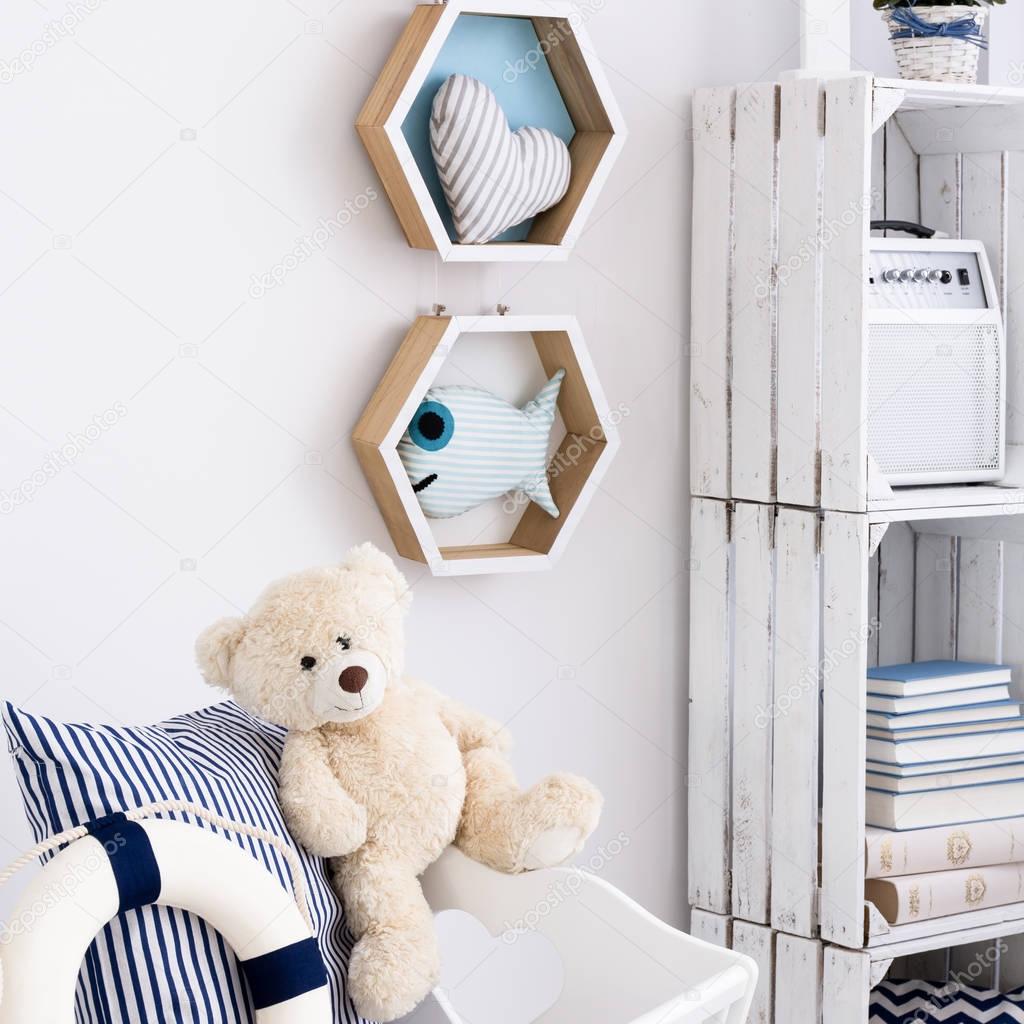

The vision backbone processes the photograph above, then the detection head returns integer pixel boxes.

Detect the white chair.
[421,849,758,1024]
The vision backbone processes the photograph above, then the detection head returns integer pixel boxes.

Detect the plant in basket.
[873,0,1004,84]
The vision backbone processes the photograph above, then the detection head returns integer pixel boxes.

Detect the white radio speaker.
[867,239,1005,486]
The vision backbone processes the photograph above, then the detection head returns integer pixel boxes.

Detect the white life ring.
[0,815,332,1023]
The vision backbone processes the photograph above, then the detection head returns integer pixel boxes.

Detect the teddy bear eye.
[300,656,316,670]
[336,636,351,650]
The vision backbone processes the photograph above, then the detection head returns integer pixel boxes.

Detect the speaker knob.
[927,269,944,283]
[898,269,916,283]
[913,268,930,283]
[882,268,901,283]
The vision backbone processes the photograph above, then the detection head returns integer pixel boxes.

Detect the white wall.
[0,0,806,1018]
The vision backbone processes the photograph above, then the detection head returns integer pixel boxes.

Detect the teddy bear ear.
[195,616,245,689]
[342,542,413,612]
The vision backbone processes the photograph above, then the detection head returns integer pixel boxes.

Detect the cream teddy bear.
[196,543,602,1022]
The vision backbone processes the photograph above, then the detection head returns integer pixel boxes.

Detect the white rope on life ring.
[0,800,332,1023]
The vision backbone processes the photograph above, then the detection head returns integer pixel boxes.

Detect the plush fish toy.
[398,369,565,520]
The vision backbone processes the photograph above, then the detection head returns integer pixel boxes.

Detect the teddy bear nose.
[339,666,368,693]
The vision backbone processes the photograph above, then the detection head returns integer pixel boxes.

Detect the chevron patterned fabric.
[871,978,1024,1022]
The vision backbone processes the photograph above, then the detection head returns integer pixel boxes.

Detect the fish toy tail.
[518,369,565,518]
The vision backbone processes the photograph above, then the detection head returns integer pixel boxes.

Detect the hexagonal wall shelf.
[356,0,626,262]
[352,314,620,575]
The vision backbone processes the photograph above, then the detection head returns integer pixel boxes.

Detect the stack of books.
[864,660,1024,925]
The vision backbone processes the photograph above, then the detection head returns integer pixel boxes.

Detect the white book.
[867,660,1011,698]
[867,726,1024,766]
[867,685,1011,715]
[866,863,1024,924]
[868,701,1022,731]
[866,779,1024,830]
[866,818,1024,877]
[868,718,1024,741]
[867,753,1024,777]
[867,762,1024,793]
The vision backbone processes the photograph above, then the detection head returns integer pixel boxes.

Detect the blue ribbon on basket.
[887,3,988,49]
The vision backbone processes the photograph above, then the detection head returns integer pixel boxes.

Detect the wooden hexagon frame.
[356,0,626,263]
[352,314,620,575]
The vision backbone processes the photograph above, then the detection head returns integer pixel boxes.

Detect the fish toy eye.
[409,400,454,452]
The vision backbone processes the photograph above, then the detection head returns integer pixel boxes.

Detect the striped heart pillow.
[430,74,571,245]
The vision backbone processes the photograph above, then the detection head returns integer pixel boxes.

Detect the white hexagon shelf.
[352,314,620,575]
[356,0,626,262]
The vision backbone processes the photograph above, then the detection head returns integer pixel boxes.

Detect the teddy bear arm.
[409,680,510,753]
[280,731,367,858]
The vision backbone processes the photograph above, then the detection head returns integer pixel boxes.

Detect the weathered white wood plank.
[1001,537,1024,1024]
[897,104,1024,156]
[870,130,885,238]
[775,934,823,1024]
[731,82,778,503]
[777,78,822,508]
[733,921,774,1024]
[771,508,819,937]
[868,550,880,668]
[821,75,871,512]
[957,537,1004,663]
[914,533,958,661]
[690,87,734,500]
[690,908,731,948]
[822,946,871,1024]
[951,537,1004,986]
[1002,541,1024,702]
[688,497,731,913]
[872,88,904,135]
[884,119,921,230]
[919,154,960,238]
[876,522,915,666]
[731,502,774,924]
[962,152,1008,323]
[1006,154,1024,467]
[820,511,869,948]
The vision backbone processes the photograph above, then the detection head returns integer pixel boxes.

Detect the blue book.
[867,684,1010,714]
[867,723,1024,766]
[867,660,1011,697]
[867,701,1022,732]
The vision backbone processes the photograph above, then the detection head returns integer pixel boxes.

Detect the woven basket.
[884,5,988,83]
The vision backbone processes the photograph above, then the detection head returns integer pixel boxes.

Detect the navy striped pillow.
[2,701,367,1024]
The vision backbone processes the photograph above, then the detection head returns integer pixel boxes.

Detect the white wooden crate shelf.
[690,71,1024,514]
[690,499,1024,936]
[690,65,1024,1021]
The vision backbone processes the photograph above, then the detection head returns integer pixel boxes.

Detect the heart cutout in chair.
[430,74,572,245]
[431,909,563,1023]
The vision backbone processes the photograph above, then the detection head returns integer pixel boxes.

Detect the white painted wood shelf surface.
[868,902,1024,961]
[869,484,1024,523]
[878,77,1024,111]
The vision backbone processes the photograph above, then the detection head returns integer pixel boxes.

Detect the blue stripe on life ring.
[240,937,328,1010]
[85,812,162,914]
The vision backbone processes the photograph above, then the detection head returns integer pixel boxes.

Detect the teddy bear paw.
[515,773,602,871]
[348,929,440,1022]
[523,825,585,870]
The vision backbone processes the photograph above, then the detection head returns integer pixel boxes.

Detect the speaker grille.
[867,322,1002,482]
